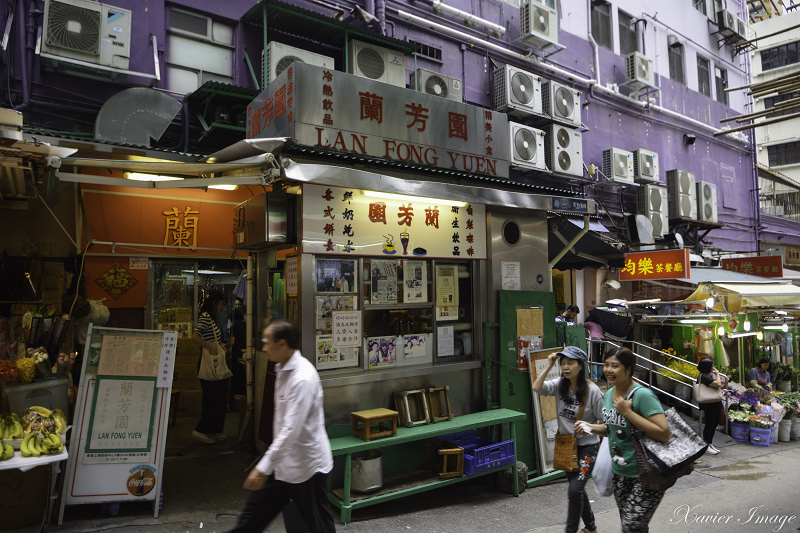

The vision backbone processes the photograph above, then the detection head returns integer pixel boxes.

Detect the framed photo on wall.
[316,258,357,293]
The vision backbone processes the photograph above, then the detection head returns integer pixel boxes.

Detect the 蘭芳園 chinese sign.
[303,184,486,259]
[85,377,157,456]
[619,249,691,281]
[721,256,783,278]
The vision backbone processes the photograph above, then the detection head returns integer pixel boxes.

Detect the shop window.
[312,256,475,372]
[715,66,728,105]
[668,40,685,85]
[697,56,711,97]
[165,7,234,94]
[591,1,612,51]
[618,11,637,56]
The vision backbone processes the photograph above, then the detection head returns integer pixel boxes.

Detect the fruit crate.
[4,378,69,417]
[439,430,515,476]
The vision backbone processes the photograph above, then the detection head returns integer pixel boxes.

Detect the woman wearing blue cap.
[532,345,604,533]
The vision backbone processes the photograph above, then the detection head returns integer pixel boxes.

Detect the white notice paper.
[501,261,521,290]
[332,311,362,348]
[437,326,455,357]
[156,331,178,388]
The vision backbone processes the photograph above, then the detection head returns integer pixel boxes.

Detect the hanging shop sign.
[247,62,509,179]
[721,256,783,278]
[785,245,800,267]
[619,249,691,281]
[303,183,487,259]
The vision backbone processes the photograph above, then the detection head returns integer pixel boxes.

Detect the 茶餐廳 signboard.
[303,184,486,259]
[619,249,691,281]
[721,256,783,278]
[246,62,509,179]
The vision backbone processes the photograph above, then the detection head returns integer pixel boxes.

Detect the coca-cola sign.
[127,466,157,496]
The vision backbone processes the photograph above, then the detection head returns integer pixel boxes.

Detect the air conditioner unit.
[544,124,583,178]
[410,68,462,102]
[493,65,543,117]
[509,122,547,171]
[666,169,697,219]
[602,148,634,183]
[263,41,334,87]
[41,0,131,70]
[348,39,405,87]
[625,52,655,90]
[637,184,669,237]
[542,80,581,127]
[696,181,719,223]
[716,9,737,37]
[736,18,748,42]
[633,149,660,183]
[520,0,559,48]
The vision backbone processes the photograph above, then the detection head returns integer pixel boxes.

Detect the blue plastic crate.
[440,430,515,476]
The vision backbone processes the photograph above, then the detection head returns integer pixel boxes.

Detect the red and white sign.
[721,256,783,278]
[620,249,691,281]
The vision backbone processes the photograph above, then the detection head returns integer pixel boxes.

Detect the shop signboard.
[247,62,509,179]
[721,256,783,278]
[303,183,487,259]
[619,249,691,281]
[785,245,800,266]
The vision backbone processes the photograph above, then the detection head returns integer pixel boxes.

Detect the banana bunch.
[20,431,63,457]
[20,406,67,437]
[0,413,24,440]
[0,442,12,460]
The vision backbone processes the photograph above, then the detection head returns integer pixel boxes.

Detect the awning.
[548,217,625,270]
[683,280,800,311]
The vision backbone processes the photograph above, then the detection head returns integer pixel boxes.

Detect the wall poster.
[366,336,397,369]
[315,258,357,293]
[403,260,428,303]
[370,260,398,304]
[315,296,356,331]
[315,335,359,370]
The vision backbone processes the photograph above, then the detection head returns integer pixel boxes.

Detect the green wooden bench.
[327,408,527,524]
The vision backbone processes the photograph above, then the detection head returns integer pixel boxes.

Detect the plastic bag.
[593,437,613,497]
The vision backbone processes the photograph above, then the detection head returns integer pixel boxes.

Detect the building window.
[764,91,800,117]
[697,56,711,97]
[760,174,800,219]
[409,41,443,62]
[768,142,800,166]
[619,11,637,56]
[668,41,685,84]
[715,66,728,105]
[591,2,612,51]
[165,8,234,94]
[694,0,706,15]
[761,41,800,71]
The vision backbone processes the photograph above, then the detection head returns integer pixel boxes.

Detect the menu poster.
[315,296,356,330]
[437,326,455,357]
[366,336,397,369]
[371,260,398,304]
[403,260,428,303]
[315,335,359,370]
[435,265,458,311]
[97,335,161,377]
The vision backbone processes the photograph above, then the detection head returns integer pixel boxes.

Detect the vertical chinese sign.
[619,249,691,281]
[302,184,486,259]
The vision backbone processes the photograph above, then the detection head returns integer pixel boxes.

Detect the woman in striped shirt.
[191,290,229,444]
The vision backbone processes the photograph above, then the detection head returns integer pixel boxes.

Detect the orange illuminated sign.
[721,256,783,278]
[619,249,691,281]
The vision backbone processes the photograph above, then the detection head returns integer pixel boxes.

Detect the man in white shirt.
[227,320,336,533]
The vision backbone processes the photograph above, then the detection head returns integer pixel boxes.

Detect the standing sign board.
[527,347,562,474]
[58,325,177,523]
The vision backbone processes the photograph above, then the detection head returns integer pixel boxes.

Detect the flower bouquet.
[56,352,77,377]
[29,346,52,379]
[728,410,750,423]
[748,414,774,428]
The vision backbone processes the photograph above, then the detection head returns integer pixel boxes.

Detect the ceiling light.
[181,270,234,275]
[744,319,751,331]
[362,190,467,207]
[717,325,725,336]
[209,184,239,190]
[783,323,789,332]
[757,331,764,340]
[706,297,715,308]
[727,331,758,339]
[680,319,711,324]
[763,325,788,330]
[125,172,184,182]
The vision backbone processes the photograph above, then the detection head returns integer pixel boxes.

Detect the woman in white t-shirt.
[532,346,605,533]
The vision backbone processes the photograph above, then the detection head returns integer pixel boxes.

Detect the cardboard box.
[176,389,203,418]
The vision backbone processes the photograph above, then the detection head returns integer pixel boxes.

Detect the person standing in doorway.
[584,316,605,381]
[556,305,580,325]
[696,357,723,455]
[227,320,335,533]
[191,290,229,444]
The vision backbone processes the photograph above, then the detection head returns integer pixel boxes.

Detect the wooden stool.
[351,408,399,441]
[424,441,464,480]
[393,390,431,427]
[169,389,182,427]
[426,386,454,423]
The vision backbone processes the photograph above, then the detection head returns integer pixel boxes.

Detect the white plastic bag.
[593,437,613,497]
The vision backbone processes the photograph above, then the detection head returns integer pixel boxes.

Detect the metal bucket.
[351,450,383,493]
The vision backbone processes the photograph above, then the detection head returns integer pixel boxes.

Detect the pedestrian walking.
[227,320,336,533]
[532,346,604,533]
[575,347,670,533]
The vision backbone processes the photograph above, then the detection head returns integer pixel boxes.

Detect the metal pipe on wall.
[239,254,254,444]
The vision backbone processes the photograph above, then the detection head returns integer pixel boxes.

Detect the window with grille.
[768,142,800,166]
[591,2,612,51]
[619,11,637,56]
[698,56,711,97]
[166,8,234,94]
[764,91,800,117]
[669,41,685,84]
[761,41,800,71]
[409,41,442,62]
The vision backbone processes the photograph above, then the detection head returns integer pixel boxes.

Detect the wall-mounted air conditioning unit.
[410,68,462,102]
[544,124,582,178]
[625,52,655,90]
[633,149,659,183]
[509,122,547,171]
[716,9,737,37]
[41,0,131,70]
[637,184,669,238]
[602,148,634,183]
[520,0,559,48]
[348,39,405,87]
[736,19,748,42]
[263,41,334,87]
[542,80,581,128]
[696,181,719,222]
[493,65,542,117]
[667,169,697,219]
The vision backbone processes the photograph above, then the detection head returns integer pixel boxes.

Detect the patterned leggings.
[612,474,666,533]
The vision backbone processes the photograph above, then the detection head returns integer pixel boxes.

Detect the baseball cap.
[557,346,588,362]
